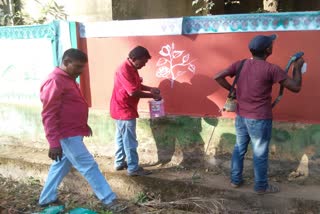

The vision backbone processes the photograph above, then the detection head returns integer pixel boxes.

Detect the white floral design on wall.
[156,43,196,88]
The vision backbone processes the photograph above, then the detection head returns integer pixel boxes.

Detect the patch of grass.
[135,192,149,204]
[26,176,41,186]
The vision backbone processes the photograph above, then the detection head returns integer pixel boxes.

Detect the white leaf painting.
[155,42,196,88]
[156,58,168,67]
[172,50,184,59]
[188,64,196,73]
[159,45,171,56]
[156,66,170,78]
[182,54,190,63]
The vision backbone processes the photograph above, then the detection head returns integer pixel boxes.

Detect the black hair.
[128,46,151,60]
[250,49,266,58]
[62,48,88,62]
[250,41,274,58]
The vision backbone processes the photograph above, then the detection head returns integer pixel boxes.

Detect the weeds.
[135,192,149,204]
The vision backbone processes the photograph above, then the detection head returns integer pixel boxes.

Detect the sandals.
[256,184,280,195]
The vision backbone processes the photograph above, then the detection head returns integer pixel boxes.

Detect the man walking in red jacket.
[40,48,124,211]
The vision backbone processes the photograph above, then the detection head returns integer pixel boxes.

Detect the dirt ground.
[0,175,197,214]
[1,140,320,214]
[1,161,320,214]
[0,173,256,214]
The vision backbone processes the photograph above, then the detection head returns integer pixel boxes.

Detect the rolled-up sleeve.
[40,79,63,148]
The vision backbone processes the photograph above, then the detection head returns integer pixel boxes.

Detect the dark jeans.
[231,115,272,191]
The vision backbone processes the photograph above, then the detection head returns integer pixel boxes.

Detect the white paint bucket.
[149,100,165,118]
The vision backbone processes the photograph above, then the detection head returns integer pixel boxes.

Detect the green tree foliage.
[0,0,67,26]
[192,0,240,15]
[192,0,215,15]
[32,0,67,24]
[0,0,23,26]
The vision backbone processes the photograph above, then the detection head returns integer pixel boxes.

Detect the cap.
[248,34,277,52]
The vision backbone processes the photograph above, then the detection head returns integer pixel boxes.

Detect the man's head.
[128,46,151,69]
[249,34,277,58]
[61,48,88,79]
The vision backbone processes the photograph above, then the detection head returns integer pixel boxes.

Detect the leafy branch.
[192,0,215,15]
[0,0,67,26]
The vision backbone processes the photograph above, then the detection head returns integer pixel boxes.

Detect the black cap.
[248,34,277,52]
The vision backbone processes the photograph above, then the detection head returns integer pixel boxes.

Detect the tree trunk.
[263,0,278,12]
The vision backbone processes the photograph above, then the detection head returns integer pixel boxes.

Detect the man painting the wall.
[110,46,162,176]
[40,48,125,212]
[214,35,304,194]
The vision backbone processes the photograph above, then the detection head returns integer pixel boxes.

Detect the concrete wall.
[20,0,194,22]
[1,11,320,173]
[21,0,113,22]
[1,103,319,165]
[112,0,194,20]
[58,0,113,22]
[78,30,320,123]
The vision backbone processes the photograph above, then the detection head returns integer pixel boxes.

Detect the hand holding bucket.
[149,99,165,118]
[149,88,165,118]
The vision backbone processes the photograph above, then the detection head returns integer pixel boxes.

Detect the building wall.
[20,0,113,22]
[79,30,320,123]
[58,0,113,22]
[19,0,194,23]
[74,12,320,165]
[18,0,320,23]
[1,12,319,169]
[112,0,195,20]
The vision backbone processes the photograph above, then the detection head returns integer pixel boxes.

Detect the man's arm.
[40,79,63,161]
[141,84,160,94]
[131,88,162,100]
[280,58,304,93]
[131,84,161,100]
[141,84,153,91]
[214,70,233,92]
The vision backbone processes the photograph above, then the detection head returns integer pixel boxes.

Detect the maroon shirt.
[110,59,142,120]
[224,59,288,119]
[40,67,90,148]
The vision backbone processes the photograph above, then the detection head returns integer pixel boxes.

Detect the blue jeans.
[39,136,116,206]
[114,119,139,173]
[231,116,272,191]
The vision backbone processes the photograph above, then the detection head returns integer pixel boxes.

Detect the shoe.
[256,184,280,195]
[115,161,128,171]
[128,167,152,176]
[230,180,244,188]
[39,199,63,207]
[103,199,127,213]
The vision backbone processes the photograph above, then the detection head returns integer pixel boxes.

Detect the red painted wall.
[79,31,320,123]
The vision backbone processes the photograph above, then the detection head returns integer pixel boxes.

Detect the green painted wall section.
[0,104,45,143]
[0,103,319,162]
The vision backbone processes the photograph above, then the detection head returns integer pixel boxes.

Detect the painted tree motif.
[156,43,196,88]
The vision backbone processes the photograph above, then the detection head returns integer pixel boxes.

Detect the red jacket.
[110,59,142,120]
[40,67,90,148]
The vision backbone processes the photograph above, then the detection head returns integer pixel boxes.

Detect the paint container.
[223,97,237,112]
[149,99,165,118]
